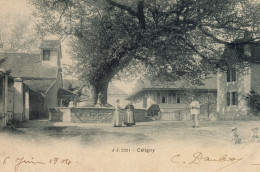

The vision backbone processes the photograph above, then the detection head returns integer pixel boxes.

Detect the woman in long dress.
[113,99,122,127]
[124,101,135,126]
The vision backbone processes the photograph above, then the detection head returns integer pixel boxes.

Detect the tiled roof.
[0,52,57,79]
[126,75,217,100]
[24,80,56,93]
[40,40,61,50]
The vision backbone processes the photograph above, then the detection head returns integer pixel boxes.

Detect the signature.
[0,152,74,172]
[171,152,244,172]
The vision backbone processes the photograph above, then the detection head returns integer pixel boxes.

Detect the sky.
[0,0,135,94]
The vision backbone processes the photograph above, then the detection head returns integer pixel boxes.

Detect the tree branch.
[105,0,137,17]
[198,25,230,45]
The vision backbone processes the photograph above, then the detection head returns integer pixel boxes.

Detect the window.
[227,68,236,82]
[43,50,50,61]
[176,94,181,104]
[161,93,167,103]
[162,96,166,103]
[231,68,236,82]
[227,91,238,106]
[231,92,238,105]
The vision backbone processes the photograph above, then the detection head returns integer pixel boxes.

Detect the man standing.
[190,98,200,128]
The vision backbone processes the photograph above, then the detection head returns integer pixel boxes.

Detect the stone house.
[217,37,260,119]
[0,40,77,126]
[126,76,217,121]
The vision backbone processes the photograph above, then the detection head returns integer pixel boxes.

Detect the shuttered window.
[227,68,236,82]
[231,68,236,82]
[227,92,238,106]
[227,69,231,82]
[231,92,238,105]
[43,50,50,61]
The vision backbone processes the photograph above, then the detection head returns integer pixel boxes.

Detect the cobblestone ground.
[1,120,260,172]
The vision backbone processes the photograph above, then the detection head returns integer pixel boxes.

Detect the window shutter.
[227,69,231,82]
[231,68,236,82]
[235,92,238,105]
[177,94,181,103]
[227,92,230,106]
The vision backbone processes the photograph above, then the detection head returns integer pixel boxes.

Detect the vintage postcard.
[1,0,260,172]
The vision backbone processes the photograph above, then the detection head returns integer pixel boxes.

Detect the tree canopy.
[31,0,260,105]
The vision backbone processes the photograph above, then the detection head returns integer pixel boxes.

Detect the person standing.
[113,99,122,127]
[124,101,135,126]
[249,127,259,143]
[229,127,241,144]
[190,98,200,128]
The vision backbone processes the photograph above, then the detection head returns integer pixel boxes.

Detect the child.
[229,127,241,144]
[249,127,259,143]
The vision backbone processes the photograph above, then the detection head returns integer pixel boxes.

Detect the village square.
[1,0,260,172]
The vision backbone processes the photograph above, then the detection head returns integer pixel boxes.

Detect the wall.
[7,86,14,122]
[45,81,58,117]
[217,67,252,119]
[29,90,45,119]
[130,90,217,121]
[251,63,260,93]
[49,107,149,123]
[42,50,58,67]
[133,109,151,122]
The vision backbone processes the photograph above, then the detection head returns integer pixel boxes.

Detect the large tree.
[31,0,260,106]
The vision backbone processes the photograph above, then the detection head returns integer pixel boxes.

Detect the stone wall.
[133,109,151,122]
[70,107,115,123]
[49,107,149,123]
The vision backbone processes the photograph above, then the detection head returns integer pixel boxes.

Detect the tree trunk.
[98,81,109,106]
[89,83,98,105]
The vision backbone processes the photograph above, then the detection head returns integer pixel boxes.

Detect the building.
[126,76,217,121]
[0,40,77,125]
[217,36,260,119]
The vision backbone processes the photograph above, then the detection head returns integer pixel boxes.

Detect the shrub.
[244,90,260,115]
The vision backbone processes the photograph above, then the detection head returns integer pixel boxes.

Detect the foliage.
[244,90,260,114]
[30,0,260,104]
[0,14,41,53]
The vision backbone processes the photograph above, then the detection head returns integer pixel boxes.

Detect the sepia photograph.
[1,0,260,171]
